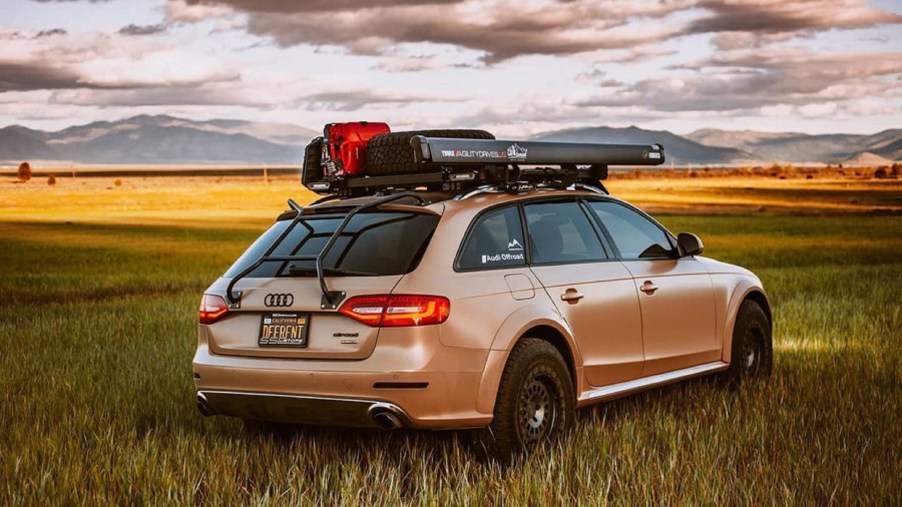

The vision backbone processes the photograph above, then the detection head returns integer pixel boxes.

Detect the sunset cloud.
[0,61,108,92]
[183,0,689,62]
[2,0,900,135]
[578,49,902,112]
[685,0,902,34]
[118,23,167,36]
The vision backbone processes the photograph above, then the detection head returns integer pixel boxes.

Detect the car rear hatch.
[204,197,441,360]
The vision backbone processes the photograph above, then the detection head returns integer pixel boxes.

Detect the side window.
[524,202,607,264]
[457,206,526,270]
[586,201,673,260]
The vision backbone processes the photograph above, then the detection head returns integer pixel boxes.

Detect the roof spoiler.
[410,136,665,167]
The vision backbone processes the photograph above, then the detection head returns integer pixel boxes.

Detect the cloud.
[46,80,444,110]
[686,0,902,35]
[859,35,890,44]
[118,24,167,36]
[295,90,464,111]
[373,54,476,73]
[577,49,902,113]
[165,0,235,23]
[178,0,688,63]
[0,25,243,90]
[35,28,68,38]
[0,62,116,92]
[176,0,902,64]
[708,31,798,51]
[0,57,242,104]
[9,0,902,135]
[590,46,678,64]
[50,84,264,107]
[185,0,463,12]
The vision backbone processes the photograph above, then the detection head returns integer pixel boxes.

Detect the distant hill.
[686,128,902,164]
[840,151,896,166]
[530,126,754,165]
[0,115,319,165]
[1,115,898,165]
[0,125,60,160]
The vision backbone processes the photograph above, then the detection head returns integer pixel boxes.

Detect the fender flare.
[475,304,582,414]
[722,281,772,361]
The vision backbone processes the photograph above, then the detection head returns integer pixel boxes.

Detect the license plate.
[258,312,309,347]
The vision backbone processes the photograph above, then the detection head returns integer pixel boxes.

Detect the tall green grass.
[1,215,899,504]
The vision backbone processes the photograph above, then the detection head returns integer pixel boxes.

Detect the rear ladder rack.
[224,191,429,310]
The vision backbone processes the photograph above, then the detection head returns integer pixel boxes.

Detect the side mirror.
[677,232,704,257]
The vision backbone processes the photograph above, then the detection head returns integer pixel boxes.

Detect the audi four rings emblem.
[264,293,294,307]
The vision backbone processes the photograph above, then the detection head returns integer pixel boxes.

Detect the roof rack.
[225,191,429,310]
[227,138,665,309]
[303,137,665,197]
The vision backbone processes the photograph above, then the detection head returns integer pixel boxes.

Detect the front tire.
[724,299,773,384]
[478,338,574,459]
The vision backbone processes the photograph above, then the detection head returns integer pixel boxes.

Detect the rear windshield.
[225,211,439,278]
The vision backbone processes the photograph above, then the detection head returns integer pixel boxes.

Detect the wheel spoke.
[518,375,559,444]
[742,327,764,375]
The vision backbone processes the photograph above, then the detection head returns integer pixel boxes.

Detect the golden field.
[3,167,900,223]
[1,169,899,504]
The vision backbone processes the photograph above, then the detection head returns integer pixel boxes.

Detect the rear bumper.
[197,390,410,430]
[192,330,495,429]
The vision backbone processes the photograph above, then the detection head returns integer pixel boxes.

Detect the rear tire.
[365,129,494,175]
[477,338,574,459]
[724,299,773,384]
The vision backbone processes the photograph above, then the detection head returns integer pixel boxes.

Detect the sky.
[1,0,900,137]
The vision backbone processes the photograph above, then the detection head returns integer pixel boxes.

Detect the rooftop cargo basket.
[303,135,665,197]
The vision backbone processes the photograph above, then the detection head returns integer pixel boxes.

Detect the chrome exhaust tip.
[368,403,403,430]
[196,392,213,417]
[373,411,402,430]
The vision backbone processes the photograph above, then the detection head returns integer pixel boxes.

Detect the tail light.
[199,294,230,324]
[339,294,450,327]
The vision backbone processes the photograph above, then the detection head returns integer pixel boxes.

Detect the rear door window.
[524,201,607,264]
[457,206,526,270]
[225,211,439,278]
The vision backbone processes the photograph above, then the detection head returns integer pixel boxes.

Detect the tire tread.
[724,299,773,384]
[477,337,574,459]
[365,129,494,175]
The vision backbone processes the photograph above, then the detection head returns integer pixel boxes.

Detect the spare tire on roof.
[365,129,495,175]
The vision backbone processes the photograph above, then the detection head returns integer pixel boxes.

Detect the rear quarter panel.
[392,199,543,350]
[394,197,582,414]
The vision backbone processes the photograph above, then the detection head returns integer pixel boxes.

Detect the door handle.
[560,289,584,303]
[640,281,659,295]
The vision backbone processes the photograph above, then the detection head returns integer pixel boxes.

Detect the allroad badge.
[264,293,294,307]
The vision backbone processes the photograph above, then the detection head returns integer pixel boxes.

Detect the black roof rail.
[225,191,429,310]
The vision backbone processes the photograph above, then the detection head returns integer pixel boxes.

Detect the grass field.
[1,175,900,504]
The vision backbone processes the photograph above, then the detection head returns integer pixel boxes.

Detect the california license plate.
[259,312,309,347]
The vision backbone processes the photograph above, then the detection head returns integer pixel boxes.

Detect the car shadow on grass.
[202,375,749,468]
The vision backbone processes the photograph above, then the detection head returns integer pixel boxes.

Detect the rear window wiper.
[287,265,381,277]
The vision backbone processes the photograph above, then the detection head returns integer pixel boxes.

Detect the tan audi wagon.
[193,132,772,456]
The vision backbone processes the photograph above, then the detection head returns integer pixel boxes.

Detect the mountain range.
[0,114,898,166]
[0,115,318,165]
[685,128,901,164]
